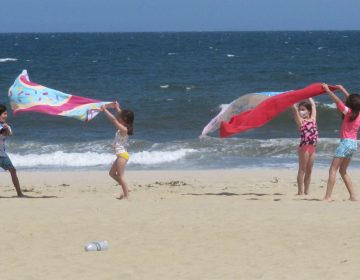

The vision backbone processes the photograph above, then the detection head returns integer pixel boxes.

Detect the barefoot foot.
[117,194,129,200]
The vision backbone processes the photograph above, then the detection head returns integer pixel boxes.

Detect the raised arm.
[308,98,317,120]
[323,83,344,105]
[291,104,302,128]
[322,83,349,115]
[101,105,128,134]
[336,85,350,98]
[114,101,122,114]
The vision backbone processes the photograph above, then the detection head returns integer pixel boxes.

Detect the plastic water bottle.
[84,241,109,252]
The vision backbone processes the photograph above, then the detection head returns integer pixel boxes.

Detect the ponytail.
[345,94,360,122]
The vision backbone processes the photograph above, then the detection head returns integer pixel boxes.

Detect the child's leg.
[109,160,132,193]
[297,150,309,195]
[304,152,315,195]
[115,157,129,199]
[8,168,23,197]
[324,158,343,201]
[339,158,357,201]
[109,161,118,182]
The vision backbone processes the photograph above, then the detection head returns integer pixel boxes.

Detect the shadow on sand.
[182,192,284,197]
[0,194,60,199]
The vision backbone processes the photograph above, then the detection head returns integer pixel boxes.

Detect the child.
[323,84,360,202]
[0,104,23,197]
[292,98,318,195]
[101,102,134,200]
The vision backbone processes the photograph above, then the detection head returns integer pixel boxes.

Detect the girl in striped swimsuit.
[292,98,318,195]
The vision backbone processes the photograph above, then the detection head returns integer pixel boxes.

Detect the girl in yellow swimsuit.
[101,102,134,200]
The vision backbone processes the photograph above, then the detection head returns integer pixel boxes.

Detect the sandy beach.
[1,169,360,280]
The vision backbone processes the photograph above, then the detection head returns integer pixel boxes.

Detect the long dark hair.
[345,94,360,122]
[0,104,6,115]
[119,109,134,135]
[298,100,312,117]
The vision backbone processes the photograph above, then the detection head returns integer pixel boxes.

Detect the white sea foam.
[8,148,196,168]
[9,151,114,168]
[168,52,177,56]
[226,54,235,57]
[130,149,196,165]
[318,103,336,109]
[0,58,18,62]
[160,84,169,88]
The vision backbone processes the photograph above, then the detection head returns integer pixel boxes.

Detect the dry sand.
[1,169,360,280]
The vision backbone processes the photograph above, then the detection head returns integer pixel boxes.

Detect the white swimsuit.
[0,125,12,157]
[112,130,128,155]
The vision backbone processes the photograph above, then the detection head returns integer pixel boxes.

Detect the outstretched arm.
[101,105,128,134]
[309,98,317,120]
[291,104,302,128]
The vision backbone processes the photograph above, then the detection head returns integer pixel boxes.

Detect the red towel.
[220,83,336,138]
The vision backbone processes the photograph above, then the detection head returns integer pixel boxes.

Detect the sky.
[1,0,360,32]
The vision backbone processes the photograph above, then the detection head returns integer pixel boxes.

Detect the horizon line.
[0,29,360,34]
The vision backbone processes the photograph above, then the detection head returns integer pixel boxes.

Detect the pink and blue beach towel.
[8,70,111,121]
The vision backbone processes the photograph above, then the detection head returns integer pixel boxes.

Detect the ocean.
[1,31,360,170]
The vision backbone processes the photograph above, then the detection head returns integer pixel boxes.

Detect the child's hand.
[336,84,344,90]
[115,101,121,111]
[322,83,330,92]
[100,105,106,112]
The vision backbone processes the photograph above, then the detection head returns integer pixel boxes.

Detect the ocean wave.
[130,149,196,165]
[9,151,113,168]
[0,58,18,62]
[8,148,197,168]
[318,103,336,109]
[4,137,359,170]
[226,54,236,57]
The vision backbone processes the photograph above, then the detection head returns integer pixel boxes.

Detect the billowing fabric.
[8,70,111,122]
[200,91,286,137]
[219,83,336,138]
